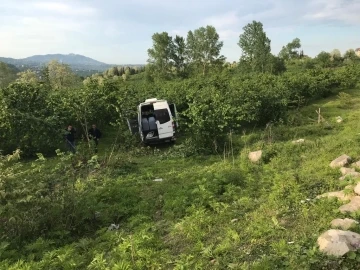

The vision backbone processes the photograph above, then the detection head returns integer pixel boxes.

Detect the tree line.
[145,20,360,79]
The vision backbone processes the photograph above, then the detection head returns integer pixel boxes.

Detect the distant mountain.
[22,53,109,66]
[0,54,145,77]
[0,57,19,66]
[0,53,113,72]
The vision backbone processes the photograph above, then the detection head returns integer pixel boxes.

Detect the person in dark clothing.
[88,124,102,153]
[65,125,76,153]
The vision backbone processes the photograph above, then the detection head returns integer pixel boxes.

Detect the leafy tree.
[127,67,136,75]
[286,57,316,72]
[0,62,18,88]
[268,55,286,74]
[279,38,301,60]
[83,73,106,86]
[16,69,39,85]
[118,66,125,75]
[329,49,343,66]
[186,25,225,75]
[107,67,119,77]
[171,35,187,76]
[47,60,80,90]
[330,49,341,59]
[147,32,174,78]
[343,49,357,61]
[315,51,331,67]
[144,64,155,82]
[122,70,130,81]
[238,21,271,73]
[303,58,316,69]
[0,82,61,155]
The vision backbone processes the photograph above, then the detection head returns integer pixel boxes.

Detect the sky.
[0,0,360,64]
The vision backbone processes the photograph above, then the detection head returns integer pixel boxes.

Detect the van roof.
[140,98,168,106]
[145,98,158,103]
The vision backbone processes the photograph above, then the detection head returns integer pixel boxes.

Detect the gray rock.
[316,190,353,202]
[331,218,359,230]
[354,183,360,195]
[339,196,360,213]
[345,185,354,190]
[318,229,360,257]
[352,160,360,168]
[340,167,355,176]
[292,139,305,144]
[339,172,360,181]
[330,154,351,168]
[336,116,343,123]
[248,150,262,163]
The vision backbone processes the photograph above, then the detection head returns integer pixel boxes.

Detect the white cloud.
[32,1,97,16]
[169,29,188,37]
[218,29,239,40]
[304,0,360,24]
[20,16,86,32]
[103,25,124,37]
[0,0,97,59]
[266,25,296,35]
[0,13,93,58]
[200,11,242,41]
[202,11,240,29]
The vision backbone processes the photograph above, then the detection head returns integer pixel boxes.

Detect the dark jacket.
[88,128,102,140]
[65,128,76,142]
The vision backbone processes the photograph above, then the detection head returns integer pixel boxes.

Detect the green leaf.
[348,251,356,260]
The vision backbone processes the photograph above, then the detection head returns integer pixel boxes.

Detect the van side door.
[169,103,179,129]
[153,102,173,139]
[126,118,139,135]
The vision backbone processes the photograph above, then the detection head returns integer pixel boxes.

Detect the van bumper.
[144,136,176,144]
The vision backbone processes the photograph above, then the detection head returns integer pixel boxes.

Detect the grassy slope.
[2,88,360,269]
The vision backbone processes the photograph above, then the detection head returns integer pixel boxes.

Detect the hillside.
[0,53,113,72]
[2,86,360,269]
[22,53,107,66]
[0,61,19,88]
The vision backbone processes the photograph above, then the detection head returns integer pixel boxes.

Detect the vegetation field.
[1,19,360,269]
[1,88,360,269]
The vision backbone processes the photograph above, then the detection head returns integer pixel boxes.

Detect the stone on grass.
[339,172,360,181]
[340,167,355,176]
[330,154,351,168]
[336,116,343,123]
[317,229,360,257]
[331,218,359,230]
[248,150,262,163]
[292,139,305,144]
[339,196,360,213]
[316,190,353,202]
[345,185,355,192]
[352,160,360,169]
[354,183,360,195]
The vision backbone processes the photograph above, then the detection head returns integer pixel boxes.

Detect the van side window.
[154,109,170,124]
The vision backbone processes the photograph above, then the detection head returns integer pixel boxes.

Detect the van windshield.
[154,109,170,124]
